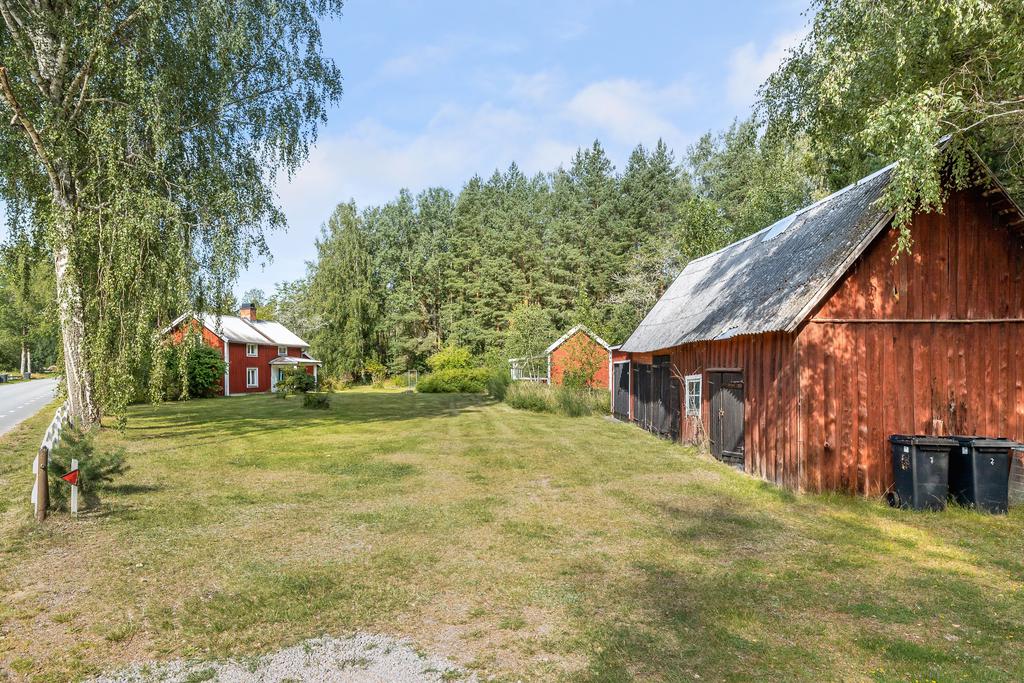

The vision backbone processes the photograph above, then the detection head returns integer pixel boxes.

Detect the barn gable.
[621,154,1024,353]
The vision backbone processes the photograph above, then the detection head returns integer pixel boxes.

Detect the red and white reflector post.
[62,460,80,516]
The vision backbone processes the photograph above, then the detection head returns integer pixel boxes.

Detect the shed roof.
[619,163,897,352]
[546,324,611,355]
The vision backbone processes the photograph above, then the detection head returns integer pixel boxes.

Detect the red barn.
[510,325,612,389]
[165,304,321,396]
[616,157,1024,496]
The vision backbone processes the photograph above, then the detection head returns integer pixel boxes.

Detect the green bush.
[427,345,474,371]
[486,366,511,400]
[302,392,331,409]
[505,382,609,417]
[47,427,128,512]
[364,359,388,386]
[277,366,317,396]
[185,344,227,398]
[416,367,489,393]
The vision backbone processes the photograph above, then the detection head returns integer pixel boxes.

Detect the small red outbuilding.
[510,324,612,389]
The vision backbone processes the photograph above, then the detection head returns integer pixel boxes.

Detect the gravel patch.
[88,633,477,682]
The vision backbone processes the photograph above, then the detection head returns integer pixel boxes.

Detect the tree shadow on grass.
[121,392,494,448]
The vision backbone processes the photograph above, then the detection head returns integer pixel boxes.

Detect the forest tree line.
[246,119,826,380]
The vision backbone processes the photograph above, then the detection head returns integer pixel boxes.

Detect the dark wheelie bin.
[949,436,1012,514]
[889,435,954,510]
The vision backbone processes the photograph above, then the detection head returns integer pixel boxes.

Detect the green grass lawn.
[1,389,1023,682]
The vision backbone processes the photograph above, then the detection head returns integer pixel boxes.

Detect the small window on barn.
[246,367,259,388]
[246,343,258,357]
[278,346,287,356]
[685,374,701,417]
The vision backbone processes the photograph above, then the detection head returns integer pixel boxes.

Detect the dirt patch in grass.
[1,390,1023,681]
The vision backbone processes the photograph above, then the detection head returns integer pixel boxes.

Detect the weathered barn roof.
[620,163,897,352]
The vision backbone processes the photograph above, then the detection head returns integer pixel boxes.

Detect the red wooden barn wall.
[626,185,1024,496]
[550,331,610,389]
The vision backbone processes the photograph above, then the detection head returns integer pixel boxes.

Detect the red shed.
[165,304,321,396]
[511,325,611,389]
[617,157,1024,496]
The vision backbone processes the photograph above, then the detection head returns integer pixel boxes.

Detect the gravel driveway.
[88,633,476,683]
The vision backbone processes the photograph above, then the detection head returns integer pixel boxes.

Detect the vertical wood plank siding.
[627,186,1024,496]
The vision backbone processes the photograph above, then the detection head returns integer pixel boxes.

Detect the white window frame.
[277,345,288,356]
[246,367,259,388]
[685,374,702,417]
[246,343,258,357]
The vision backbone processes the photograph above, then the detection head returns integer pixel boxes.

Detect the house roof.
[546,324,611,355]
[619,163,898,353]
[165,312,310,347]
[270,353,321,365]
[249,320,309,348]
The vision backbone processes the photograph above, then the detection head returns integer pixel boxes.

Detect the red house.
[614,156,1024,495]
[510,325,612,389]
[165,304,321,396]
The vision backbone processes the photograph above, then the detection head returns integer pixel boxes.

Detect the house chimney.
[239,303,257,321]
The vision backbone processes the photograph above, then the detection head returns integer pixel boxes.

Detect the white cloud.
[377,42,459,79]
[726,28,806,108]
[564,78,694,149]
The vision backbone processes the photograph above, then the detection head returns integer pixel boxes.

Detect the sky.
[240,0,812,297]
[7,0,813,298]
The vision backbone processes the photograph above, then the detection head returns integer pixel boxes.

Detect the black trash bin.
[889,435,954,510]
[949,436,1012,514]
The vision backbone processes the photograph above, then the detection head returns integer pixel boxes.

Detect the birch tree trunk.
[54,236,99,427]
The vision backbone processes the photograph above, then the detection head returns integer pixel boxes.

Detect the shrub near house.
[416,345,489,393]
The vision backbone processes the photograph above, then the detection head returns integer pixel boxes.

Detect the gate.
[613,362,630,420]
[632,358,680,441]
[709,371,744,468]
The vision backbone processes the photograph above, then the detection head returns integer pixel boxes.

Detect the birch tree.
[0,1,343,426]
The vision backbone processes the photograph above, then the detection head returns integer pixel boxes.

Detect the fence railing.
[32,402,71,521]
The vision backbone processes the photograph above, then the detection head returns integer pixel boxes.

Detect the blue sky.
[24,1,814,298]
[244,0,811,296]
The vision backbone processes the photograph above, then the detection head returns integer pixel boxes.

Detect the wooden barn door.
[613,362,630,420]
[709,371,745,468]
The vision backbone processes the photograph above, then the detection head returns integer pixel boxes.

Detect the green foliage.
[759,0,1024,251]
[427,345,474,371]
[302,392,331,410]
[416,368,490,394]
[505,382,608,417]
[289,127,822,376]
[47,427,128,512]
[486,366,511,401]
[185,344,227,399]
[277,367,316,396]
[363,359,388,386]
[0,0,345,425]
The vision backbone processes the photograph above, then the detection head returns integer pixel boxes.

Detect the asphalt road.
[0,377,60,437]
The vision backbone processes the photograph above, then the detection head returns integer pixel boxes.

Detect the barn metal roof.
[619,163,897,352]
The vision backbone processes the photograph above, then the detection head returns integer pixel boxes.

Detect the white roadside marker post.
[70,458,79,516]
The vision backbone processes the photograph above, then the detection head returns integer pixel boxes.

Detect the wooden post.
[35,446,48,522]
[70,457,79,517]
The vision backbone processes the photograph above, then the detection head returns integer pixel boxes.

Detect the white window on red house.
[685,374,702,416]
[246,343,258,357]
[246,367,259,388]
[278,346,287,356]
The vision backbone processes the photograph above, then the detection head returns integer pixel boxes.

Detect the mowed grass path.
[1,390,1023,681]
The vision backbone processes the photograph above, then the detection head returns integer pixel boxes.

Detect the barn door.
[613,362,630,420]
[709,371,745,468]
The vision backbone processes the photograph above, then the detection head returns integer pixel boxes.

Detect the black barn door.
[709,371,744,468]
[613,362,630,420]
